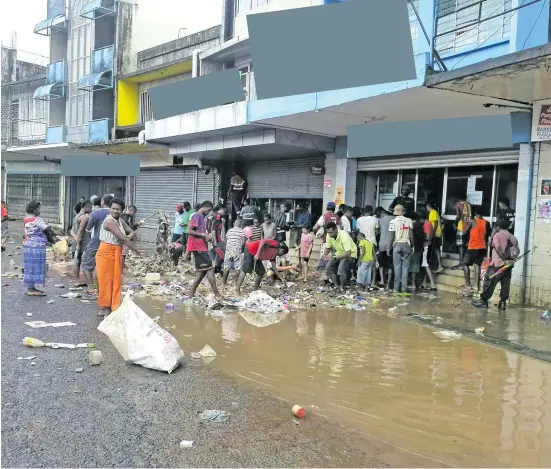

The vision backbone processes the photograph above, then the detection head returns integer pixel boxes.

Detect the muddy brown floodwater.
[137,297,551,468]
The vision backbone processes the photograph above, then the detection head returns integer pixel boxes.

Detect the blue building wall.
[248,0,550,127]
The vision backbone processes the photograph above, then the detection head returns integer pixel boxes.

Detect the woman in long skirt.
[23,201,58,296]
[96,198,141,317]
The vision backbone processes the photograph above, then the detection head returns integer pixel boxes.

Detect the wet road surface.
[141,298,551,468]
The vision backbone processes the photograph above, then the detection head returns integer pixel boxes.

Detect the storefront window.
[417,168,445,212]
[444,167,494,217]
[378,171,399,211]
[495,164,518,212]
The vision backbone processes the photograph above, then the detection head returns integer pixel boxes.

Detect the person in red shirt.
[1,201,9,252]
[187,201,222,299]
[236,233,286,295]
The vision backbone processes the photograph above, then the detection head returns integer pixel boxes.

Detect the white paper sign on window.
[467,175,483,205]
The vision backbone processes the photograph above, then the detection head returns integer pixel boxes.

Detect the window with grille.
[435,0,512,55]
[408,0,420,55]
[236,0,269,15]
[139,91,153,123]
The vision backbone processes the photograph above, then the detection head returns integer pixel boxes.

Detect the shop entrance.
[358,163,518,255]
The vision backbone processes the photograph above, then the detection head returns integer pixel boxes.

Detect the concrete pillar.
[323,152,357,209]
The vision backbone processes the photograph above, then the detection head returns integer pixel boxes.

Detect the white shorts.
[422,246,429,268]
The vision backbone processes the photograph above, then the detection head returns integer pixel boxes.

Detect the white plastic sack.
[237,290,284,314]
[98,291,184,373]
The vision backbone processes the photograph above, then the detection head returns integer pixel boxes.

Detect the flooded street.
[139,297,551,468]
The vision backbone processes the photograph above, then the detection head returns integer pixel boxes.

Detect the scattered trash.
[475,327,485,335]
[237,290,285,314]
[292,405,306,419]
[198,410,230,423]
[61,292,82,299]
[152,316,161,322]
[388,307,397,313]
[180,440,194,449]
[190,352,202,359]
[97,291,184,373]
[486,320,493,324]
[89,350,103,365]
[54,284,65,288]
[30,362,36,366]
[75,368,84,373]
[22,337,95,349]
[433,330,462,340]
[25,321,76,329]
[46,300,55,304]
[542,310,550,320]
[17,356,36,360]
[80,300,91,303]
[69,287,83,292]
[165,303,175,312]
[26,312,33,317]
[145,273,161,284]
[198,345,216,358]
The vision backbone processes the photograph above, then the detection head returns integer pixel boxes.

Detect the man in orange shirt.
[462,209,490,291]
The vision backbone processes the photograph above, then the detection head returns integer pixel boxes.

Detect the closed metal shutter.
[247,157,325,199]
[133,168,195,243]
[6,174,60,223]
[357,150,519,171]
[195,170,215,205]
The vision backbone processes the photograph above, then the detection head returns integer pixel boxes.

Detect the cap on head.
[327,202,336,210]
[393,204,405,215]
[176,203,183,211]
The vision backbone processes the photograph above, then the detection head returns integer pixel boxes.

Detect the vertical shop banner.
[531,100,551,142]
[335,185,344,206]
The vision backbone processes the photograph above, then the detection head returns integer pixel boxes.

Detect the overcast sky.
[0,1,50,63]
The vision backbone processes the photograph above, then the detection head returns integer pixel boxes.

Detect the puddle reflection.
[139,299,551,468]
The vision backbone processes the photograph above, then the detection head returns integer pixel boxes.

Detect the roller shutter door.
[356,150,519,171]
[133,168,195,244]
[246,157,325,199]
[195,170,215,205]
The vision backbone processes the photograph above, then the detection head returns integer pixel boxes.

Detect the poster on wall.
[542,179,551,196]
[536,200,551,224]
[531,100,551,142]
[335,185,344,206]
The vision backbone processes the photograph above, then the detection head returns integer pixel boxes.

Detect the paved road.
[1,243,385,468]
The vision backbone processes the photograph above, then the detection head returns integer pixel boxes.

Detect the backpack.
[498,234,520,261]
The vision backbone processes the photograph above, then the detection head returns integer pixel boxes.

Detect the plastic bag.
[237,290,284,314]
[97,291,184,373]
[53,239,69,255]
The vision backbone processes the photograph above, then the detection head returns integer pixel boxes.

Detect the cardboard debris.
[25,321,76,329]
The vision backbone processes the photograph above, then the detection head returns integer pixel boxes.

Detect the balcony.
[45,125,66,144]
[33,60,66,101]
[88,118,111,143]
[34,0,67,36]
[80,0,115,19]
[78,45,114,92]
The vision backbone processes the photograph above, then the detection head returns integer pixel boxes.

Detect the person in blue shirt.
[81,194,113,295]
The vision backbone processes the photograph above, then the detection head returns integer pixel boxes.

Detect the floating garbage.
[180,440,194,449]
[198,345,216,358]
[237,290,285,314]
[542,310,550,320]
[475,327,485,335]
[144,273,161,284]
[165,303,175,312]
[198,410,230,423]
[433,330,462,340]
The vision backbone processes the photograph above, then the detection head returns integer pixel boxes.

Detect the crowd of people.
[6,183,520,315]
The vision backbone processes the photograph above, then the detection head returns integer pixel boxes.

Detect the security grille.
[435,0,512,54]
[6,174,60,223]
[66,0,93,143]
[139,91,153,123]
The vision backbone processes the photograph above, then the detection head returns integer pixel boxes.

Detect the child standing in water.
[298,226,314,281]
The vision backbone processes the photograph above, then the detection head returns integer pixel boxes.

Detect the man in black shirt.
[389,185,415,217]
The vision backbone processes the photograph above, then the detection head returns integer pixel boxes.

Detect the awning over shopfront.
[78,70,113,92]
[33,83,65,101]
[425,42,551,104]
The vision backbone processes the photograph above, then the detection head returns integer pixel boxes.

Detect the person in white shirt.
[340,205,352,233]
[388,205,414,293]
[357,205,378,245]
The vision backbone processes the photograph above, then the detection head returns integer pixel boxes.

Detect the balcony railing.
[88,118,111,143]
[33,60,66,101]
[78,45,114,92]
[45,125,66,144]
